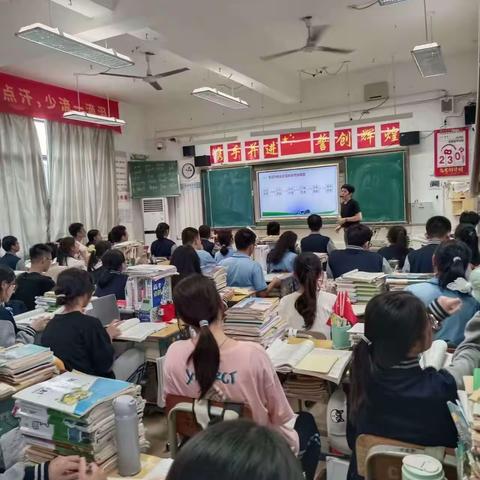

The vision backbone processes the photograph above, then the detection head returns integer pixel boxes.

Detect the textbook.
[203,265,228,292]
[267,339,352,384]
[117,317,167,342]
[335,270,387,304]
[386,273,434,291]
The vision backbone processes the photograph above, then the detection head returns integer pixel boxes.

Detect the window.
[34,119,49,190]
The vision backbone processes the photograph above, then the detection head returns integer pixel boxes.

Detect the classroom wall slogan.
[434,127,469,177]
[208,122,400,165]
[0,71,120,130]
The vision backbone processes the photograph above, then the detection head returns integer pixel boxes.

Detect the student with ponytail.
[347,291,480,480]
[164,274,321,480]
[406,240,480,346]
[378,225,412,269]
[267,231,298,273]
[455,223,480,267]
[214,230,234,262]
[279,253,336,339]
[87,240,112,283]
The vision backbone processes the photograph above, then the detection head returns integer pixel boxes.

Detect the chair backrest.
[165,394,252,458]
[356,434,457,480]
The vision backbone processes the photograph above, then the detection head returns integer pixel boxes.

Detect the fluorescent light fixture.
[334,113,412,128]
[63,110,126,127]
[192,136,238,145]
[411,42,447,78]
[15,23,134,69]
[191,87,249,110]
[250,126,316,137]
[378,0,407,5]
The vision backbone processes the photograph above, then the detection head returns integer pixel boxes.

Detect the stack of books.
[219,287,235,302]
[224,297,286,347]
[34,292,59,313]
[203,265,228,292]
[386,273,434,291]
[0,344,56,388]
[14,371,147,472]
[335,270,387,304]
[282,375,330,403]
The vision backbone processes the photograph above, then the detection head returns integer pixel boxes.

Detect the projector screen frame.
[254,162,340,222]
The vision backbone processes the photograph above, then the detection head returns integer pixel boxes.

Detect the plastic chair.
[165,394,252,458]
[355,434,457,480]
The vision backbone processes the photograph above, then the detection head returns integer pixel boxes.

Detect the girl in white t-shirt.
[279,253,336,339]
[56,237,86,270]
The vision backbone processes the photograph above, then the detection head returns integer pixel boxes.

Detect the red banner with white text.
[0,71,120,131]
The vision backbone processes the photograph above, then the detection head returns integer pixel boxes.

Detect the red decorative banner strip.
[244,140,260,161]
[312,131,330,153]
[210,144,224,164]
[357,125,376,149]
[334,128,352,151]
[280,131,311,156]
[227,142,242,162]
[381,122,400,146]
[263,138,279,159]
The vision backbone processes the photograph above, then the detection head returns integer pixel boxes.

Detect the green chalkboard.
[346,152,407,223]
[129,161,179,198]
[202,167,254,227]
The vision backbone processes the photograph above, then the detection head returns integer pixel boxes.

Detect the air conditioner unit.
[142,197,169,246]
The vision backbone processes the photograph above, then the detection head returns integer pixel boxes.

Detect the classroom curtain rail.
[0,113,49,249]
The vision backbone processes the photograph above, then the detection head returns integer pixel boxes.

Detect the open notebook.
[267,339,352,384]
[117,318,167,342]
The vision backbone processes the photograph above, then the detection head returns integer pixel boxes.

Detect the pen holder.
[332,324,350,350]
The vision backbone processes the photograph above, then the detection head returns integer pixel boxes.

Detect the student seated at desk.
[406,240,480,347]
[347,291,480,480]
[219,228,279,296]
[455,223,480,268]
[459,210,480,228]
[262,221,281,244]
[182,227,216,270]
[94,250,128,300]
[108,225,129,244]
[12,244,55,311]
[328,224,392,279]
[403,216,451,273]
[164,275,320,480]
[87,240,112,284]
[199,224,215,257]
[86,228,102,247]
[150,222,176,259]
[69,222,89,263]
[279,253,336,339]
[57,237,86,269]
[267,231,298,273]
[215,229,234,262]
[170,245,202,289]
[377,225,413,270]
[0,266,49,347]
[0,236,25,271]
[300,214,335,255]
[42,269,120,378]
[166,420,304,480]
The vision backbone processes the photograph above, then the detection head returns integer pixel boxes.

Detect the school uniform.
[201,238,215,257]
[150,238,176,259]
[94,271,128,300]
[0,252,25,271]
[328,246,391,279]
[377,245,413,270]
[12,272,55,311]
[300,233,335,255]
[406,278,480,346]
[403,240,441,273]
[41,311,115,378]
[219,252,267,291]
[267,251,297,273]
[197,249,216,270]
[0,304,36,348]
[215,246,235,263]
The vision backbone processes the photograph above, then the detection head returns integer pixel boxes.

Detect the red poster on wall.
[210,144,224,164]
[381,122,400,146]
[334,128,352,151]
[312,131,330,153]
[263,138,279,158]
[0,71,120,130]
[227,142,242,162]
[245,140,260,161]
[434,127,469,177]
[280,131,311,156]
[357,125,376,149]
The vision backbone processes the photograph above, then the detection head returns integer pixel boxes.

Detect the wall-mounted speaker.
[465,104,476,125]
[399,131,420,146]
[194,155,211,167]
[183,145,195,157]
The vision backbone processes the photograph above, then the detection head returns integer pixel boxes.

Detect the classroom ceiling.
[0,0,477,112]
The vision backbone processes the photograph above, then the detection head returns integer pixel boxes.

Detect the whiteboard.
[256,164,339,221]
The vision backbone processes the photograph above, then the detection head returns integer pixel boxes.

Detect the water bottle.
[402,455,445,480]
[113,395,141,477]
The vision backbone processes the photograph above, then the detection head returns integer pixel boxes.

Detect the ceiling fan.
[260,16,354,61]
[100,52,189,90]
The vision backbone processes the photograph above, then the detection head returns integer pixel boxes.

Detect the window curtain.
[48,121,117,241]
[0,113,49,250]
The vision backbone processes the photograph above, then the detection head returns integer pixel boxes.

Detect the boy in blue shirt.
[181,227,216,270]
[219,228,279,296]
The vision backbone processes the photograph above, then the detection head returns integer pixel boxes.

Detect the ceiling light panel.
[411,43,447,78]
[191,87,249,109]
[63,110,126,127]
[378,0,407,5]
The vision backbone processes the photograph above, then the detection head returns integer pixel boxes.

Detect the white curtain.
[0,113,48,250]
[48,121,117,241]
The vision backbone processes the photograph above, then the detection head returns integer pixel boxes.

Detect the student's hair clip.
[199,320,209,328]
[359,334,372,346]
[56,293,67,298]
[452,256,462,263]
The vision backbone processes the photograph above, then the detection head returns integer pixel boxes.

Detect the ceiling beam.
[50,0,117,19]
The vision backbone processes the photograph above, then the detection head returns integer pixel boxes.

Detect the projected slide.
[257,165,339,220]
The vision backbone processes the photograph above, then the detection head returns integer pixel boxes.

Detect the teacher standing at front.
[336,184,363,243]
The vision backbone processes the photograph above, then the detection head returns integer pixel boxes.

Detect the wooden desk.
[108,455,173,479]
[147,323,181,340]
